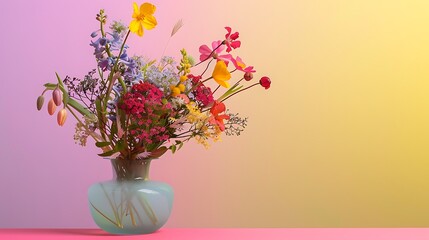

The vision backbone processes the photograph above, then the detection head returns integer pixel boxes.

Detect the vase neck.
[111,158,151,181]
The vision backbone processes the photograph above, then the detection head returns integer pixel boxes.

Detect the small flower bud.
[36,95,45,111]
[52,88,62,106]
[57,108,67,126]
[178,84,186,92]
[48,99,57,115]
[90,31,98,38]
[180,75,188,82]
[259,76,271,90]
[244,72,253,81]
[170,86,181,97]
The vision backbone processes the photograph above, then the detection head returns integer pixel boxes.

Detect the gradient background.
[1,0,429,228]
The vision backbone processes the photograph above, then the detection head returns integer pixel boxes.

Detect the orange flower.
[209,101,230,131]
[57,109,67,126]
[47,99,56,115]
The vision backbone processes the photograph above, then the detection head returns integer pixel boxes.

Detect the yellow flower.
[170,85,181,97]
[180,75,188,82]
[130,2,157,37]
[170,84,186,97]
[212,60,231,88]
[178,83,186,92]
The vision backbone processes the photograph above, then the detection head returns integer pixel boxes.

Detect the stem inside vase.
[111,158,151,181]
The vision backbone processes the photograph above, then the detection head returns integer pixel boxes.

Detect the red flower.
[209,101,230,131]
[188,74,202,84]
[224,27,241,52]
[118,82,173,144]
[259,76,271,89]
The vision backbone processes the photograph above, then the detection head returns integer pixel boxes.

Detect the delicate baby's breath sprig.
[224,111,248,136]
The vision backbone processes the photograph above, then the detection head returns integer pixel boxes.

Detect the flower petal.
[199,45,212,61]
[140,3,156,16]
[212,61,231,80]
[231,40,241,49]
[142,14,157,30]
[230,32,239,40]
[218,54,233,63]
[132,2,140,17]
[212,40,225,53]
[225,26,232,38]
[130,19,143,36]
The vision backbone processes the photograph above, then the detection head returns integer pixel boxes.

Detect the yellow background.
[155,0,429,227]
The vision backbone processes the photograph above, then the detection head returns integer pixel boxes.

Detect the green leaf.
[114,139,125,151]
[58,84,69,106]
[218,85,243,101]
[110,121,118,138]
[95,142,111,148]
[170,144,177,154]
[55,72,70,106]
[43,83,57,89]
[68,98,92,116]
[98,150,118,157]
[178,141,184,151]
[55,72,67,92]
[146,143,158,152]
[151,147,168,158]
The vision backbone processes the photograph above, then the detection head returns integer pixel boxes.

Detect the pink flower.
[231,56,256,73]
[176,94,190,104]
[199,40,232,63]
[224,27,241,52]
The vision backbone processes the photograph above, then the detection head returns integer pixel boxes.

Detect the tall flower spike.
[130,2,157,37]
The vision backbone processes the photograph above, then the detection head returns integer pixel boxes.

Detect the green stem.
[66,106,103,143]
[221,83,259,103]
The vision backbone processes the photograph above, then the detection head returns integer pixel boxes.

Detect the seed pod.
[259,76,271,90]
[36,96,45,111]
[244,72,253,81]
[52,88,62,106]
[47,99,56,115]
[57,108,67,126]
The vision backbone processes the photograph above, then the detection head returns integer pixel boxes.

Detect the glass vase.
[88,158,173,235]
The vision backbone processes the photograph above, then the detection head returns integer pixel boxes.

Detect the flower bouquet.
[36,2,271,235]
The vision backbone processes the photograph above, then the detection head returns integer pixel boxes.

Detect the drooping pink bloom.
[231,56,256,73]
[224,27,241,52]
[199,40,232,63]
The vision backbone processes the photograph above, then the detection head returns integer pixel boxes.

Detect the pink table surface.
[1,228,429,240]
